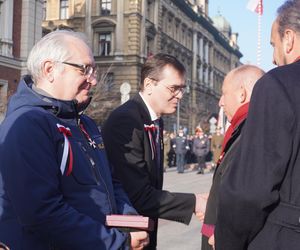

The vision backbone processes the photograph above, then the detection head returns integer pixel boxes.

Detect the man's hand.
[208,234,215,250]
[194,193,208,221]
[130,231,149,250]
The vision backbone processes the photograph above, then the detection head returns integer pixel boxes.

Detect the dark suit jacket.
[102,94,195,249]
[202,120,245,250]
[215,60,300,250]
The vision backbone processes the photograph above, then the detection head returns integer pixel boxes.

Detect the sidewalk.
[157,167,213,250]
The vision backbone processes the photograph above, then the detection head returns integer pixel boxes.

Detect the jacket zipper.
[78,121,114,213]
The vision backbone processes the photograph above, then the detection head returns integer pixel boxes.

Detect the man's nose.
[87,75,97,86]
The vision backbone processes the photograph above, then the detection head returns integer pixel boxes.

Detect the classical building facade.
[0,0,43,122]
[40,0,243,132]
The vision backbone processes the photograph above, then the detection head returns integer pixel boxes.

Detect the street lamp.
[176,101,180,134]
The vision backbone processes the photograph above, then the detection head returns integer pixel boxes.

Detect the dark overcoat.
[102,94,195,249]
[202,120,245,250]
[215,60,300,250]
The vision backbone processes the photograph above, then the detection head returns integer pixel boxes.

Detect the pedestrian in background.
[215,1,300,249]
[163,130,171,171]
[210,127,224,169]
[174,129,190,173]
[193,127,209,174]
[0,30,148,250]
[201,64,265,250]
[169,132,176,167]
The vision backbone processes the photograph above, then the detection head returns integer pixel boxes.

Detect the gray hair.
[228,64,265,93]
[276,0,300,38]
[27,30,90,81]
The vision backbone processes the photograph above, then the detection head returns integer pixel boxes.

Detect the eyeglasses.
[162,82,187,96]
[149,77,187,96]
[59,61,98,78]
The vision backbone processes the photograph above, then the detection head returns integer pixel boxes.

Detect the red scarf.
[294,56,300,63]
[219,102,249,163]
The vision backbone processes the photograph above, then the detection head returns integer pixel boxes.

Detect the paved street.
[157,167,213,250]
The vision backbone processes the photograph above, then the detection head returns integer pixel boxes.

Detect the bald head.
[219,65,265,122]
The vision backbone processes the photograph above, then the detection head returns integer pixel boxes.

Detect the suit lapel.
[132,94,163,184]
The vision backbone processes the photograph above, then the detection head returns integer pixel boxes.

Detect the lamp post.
[176,101,180,134]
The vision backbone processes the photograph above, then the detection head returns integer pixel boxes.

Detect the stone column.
[20,0,43,75]
[199,64,203,85]
[140,0,146,57]
[0,0,14,57]
[85,0,93,45]
[192,30,197,82]
[210,69,214,89]
[205,40,209,62]
[199,36,203,60]
[115,0,124,56]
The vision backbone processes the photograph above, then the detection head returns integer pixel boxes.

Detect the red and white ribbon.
[57,123,73,176]
[144,124,156,160]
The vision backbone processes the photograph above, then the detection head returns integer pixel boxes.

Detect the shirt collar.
[139,92,159,121]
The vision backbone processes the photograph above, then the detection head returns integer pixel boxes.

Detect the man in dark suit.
[201,64,265,250]
[215,1,300,249]
[102,53,205,249]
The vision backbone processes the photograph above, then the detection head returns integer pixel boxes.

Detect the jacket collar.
[6,75,88,120]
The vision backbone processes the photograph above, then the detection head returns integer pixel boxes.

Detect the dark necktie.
[153,119,161,167]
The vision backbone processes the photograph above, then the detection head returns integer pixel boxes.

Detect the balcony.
[0,39,13,58]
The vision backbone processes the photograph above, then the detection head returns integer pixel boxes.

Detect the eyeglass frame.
[58,61,98,79]
[148,77,187,96]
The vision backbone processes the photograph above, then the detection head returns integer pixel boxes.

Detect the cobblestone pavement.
[157,166,213,250]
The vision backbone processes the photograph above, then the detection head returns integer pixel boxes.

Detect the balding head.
[219,65,265,122]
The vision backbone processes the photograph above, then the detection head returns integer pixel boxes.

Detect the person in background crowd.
[169,132,176,167]
[193,127,209,174]
[0,30,148,250]
[185,134,196,166]
[210,127,224,169]
[173,129,190,173]
[163,130,171,172]
[102,53,206,249]
[215,1,300,249]
[201,64,264,250]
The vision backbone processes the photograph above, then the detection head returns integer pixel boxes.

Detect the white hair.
[27,29,90,81]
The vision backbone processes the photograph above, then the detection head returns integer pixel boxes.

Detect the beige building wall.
[42,0,242,132]
[0,0,43,122]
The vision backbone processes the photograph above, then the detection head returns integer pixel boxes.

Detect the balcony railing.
[0,40,13,57]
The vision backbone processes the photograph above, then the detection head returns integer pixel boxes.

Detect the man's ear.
[43,60,55,82]
[144,77,153,94]
[239,85,247,103]
[284,29,295,54]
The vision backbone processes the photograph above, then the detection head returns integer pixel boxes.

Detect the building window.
[99,33,111,56]
[60,0,69,19]
[43,0,47,20]
[102,72,114,91]
[0,80,8,123]
[100,0,111,15]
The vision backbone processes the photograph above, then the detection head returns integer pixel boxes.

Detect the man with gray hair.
[0,30,148,250]
[201,64,265,250]
[215,0,300,249]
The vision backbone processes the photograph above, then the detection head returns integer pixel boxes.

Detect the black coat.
[102,94,195,249]
[202,120,245,250]
[215,60,300,250]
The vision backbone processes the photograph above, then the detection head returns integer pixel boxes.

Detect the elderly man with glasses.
[102,53,206,249]
[0,30,149,250]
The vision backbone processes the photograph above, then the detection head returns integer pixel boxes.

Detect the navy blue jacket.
[0,76,136,249]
